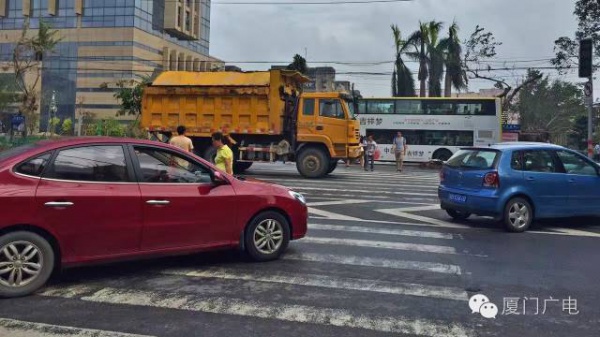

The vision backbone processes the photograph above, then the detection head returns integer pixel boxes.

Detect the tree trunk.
[444,69,452,97]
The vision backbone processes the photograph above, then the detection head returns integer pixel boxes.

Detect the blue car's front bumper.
[438,186,501,217]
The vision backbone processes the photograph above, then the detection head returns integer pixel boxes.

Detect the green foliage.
[552,0,599,73]
[110,76,151,116]
[287,54,308,74]
[93,119,127,137]
[12,18,62,135]
[516,70,587,145]
[61,118,73,135]
[391,25,416,97]
[48,116,61,134]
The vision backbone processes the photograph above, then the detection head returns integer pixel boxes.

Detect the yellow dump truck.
[141,69,362,178]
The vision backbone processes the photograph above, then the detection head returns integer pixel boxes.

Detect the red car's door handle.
[146,200,170,205]
[44,201,74,207]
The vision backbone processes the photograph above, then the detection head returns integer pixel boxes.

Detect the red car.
[0,137,307,298]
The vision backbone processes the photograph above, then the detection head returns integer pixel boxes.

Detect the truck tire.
[327,160,338,174]
[297,147,329,178]
[234,162,253,174]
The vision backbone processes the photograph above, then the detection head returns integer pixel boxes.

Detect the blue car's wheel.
[504,197,533,232]
[446,209,471,220]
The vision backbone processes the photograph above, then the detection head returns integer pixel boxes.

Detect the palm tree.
[440,22,467,97]
[424,21,445,97]
[407,21,429,97]
[391,25,416,97]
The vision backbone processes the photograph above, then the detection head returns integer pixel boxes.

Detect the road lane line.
[308,208,363,221]
[0,318,155,337]
[308,223,453,239]
[289,186,438,197]
[161,267,468,301]
[282,252,462,275]
[300,237,457,254]
[40,287,472,337]
[307,200,372,207]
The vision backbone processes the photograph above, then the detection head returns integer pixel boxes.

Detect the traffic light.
[579,38,593,78]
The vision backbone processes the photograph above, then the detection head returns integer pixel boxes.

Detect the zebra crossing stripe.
[308,223,453,239]
[0,318,154,337]
[300,237,457,254]
[282,252,462,275]
[40,287,473,337]
[289,186,438,197]
[161,267,468,301]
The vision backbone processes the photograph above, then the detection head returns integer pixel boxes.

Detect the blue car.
[438,142,600,232]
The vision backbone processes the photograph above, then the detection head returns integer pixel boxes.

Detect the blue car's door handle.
[526,177,535,181]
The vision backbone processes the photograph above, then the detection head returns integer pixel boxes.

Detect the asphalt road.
[1,162,599,337]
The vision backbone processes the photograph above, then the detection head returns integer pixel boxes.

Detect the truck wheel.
[234,162,253,174]
[297,147,329,178]
[327,160,338,174]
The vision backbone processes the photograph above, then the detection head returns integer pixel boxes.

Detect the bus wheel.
[433,149,453,162]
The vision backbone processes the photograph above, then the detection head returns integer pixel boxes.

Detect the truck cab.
[297,92,362,166]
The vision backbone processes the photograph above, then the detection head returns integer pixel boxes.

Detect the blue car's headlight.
[288,190,306,205]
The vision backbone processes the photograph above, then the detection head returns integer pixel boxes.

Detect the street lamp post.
[48,90,57,135]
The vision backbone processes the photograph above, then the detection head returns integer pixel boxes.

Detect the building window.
[177,4,182,28]
[185,9,191,31]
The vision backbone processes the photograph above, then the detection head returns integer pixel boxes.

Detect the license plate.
[449,193,467,203]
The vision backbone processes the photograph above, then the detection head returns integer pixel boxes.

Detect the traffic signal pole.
[579,38,594,158]
[588,78,594,159]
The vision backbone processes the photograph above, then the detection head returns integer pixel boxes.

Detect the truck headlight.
[288,190,306,205]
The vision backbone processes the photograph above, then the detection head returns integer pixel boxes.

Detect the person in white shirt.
[365,135,377,172]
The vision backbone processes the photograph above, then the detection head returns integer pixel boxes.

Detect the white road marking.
[307,200,372,207]
[283,252,462,275]
[0,318,154,337]
[289,186,438,197]
[261,178,439,190]
[308,207,363,221]
[309,223,453,239]
[305,193,439,203]
[307,197,438,205]
[376,209,472,229]
[41,287,472,337]
[301,237,456,254]
[161,267,468,301]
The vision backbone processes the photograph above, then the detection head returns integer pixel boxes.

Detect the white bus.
[357,97,502,162]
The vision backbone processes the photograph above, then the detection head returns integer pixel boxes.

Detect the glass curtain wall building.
[0,0,220,130]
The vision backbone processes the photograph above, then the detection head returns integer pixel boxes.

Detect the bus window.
[455,100,496,116]
[358,101,367,115]
[422,101,454,115]
[366,100,395,114]
[396,100,421,115]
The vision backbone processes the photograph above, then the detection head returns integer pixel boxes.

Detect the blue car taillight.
[483,172,499,188]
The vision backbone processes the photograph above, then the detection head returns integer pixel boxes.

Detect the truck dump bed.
[141,70,309,137]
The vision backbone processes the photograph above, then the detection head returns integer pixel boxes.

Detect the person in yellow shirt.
[212,132,233,174]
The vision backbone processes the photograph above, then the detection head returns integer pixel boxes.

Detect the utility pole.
[579,38,594,158]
